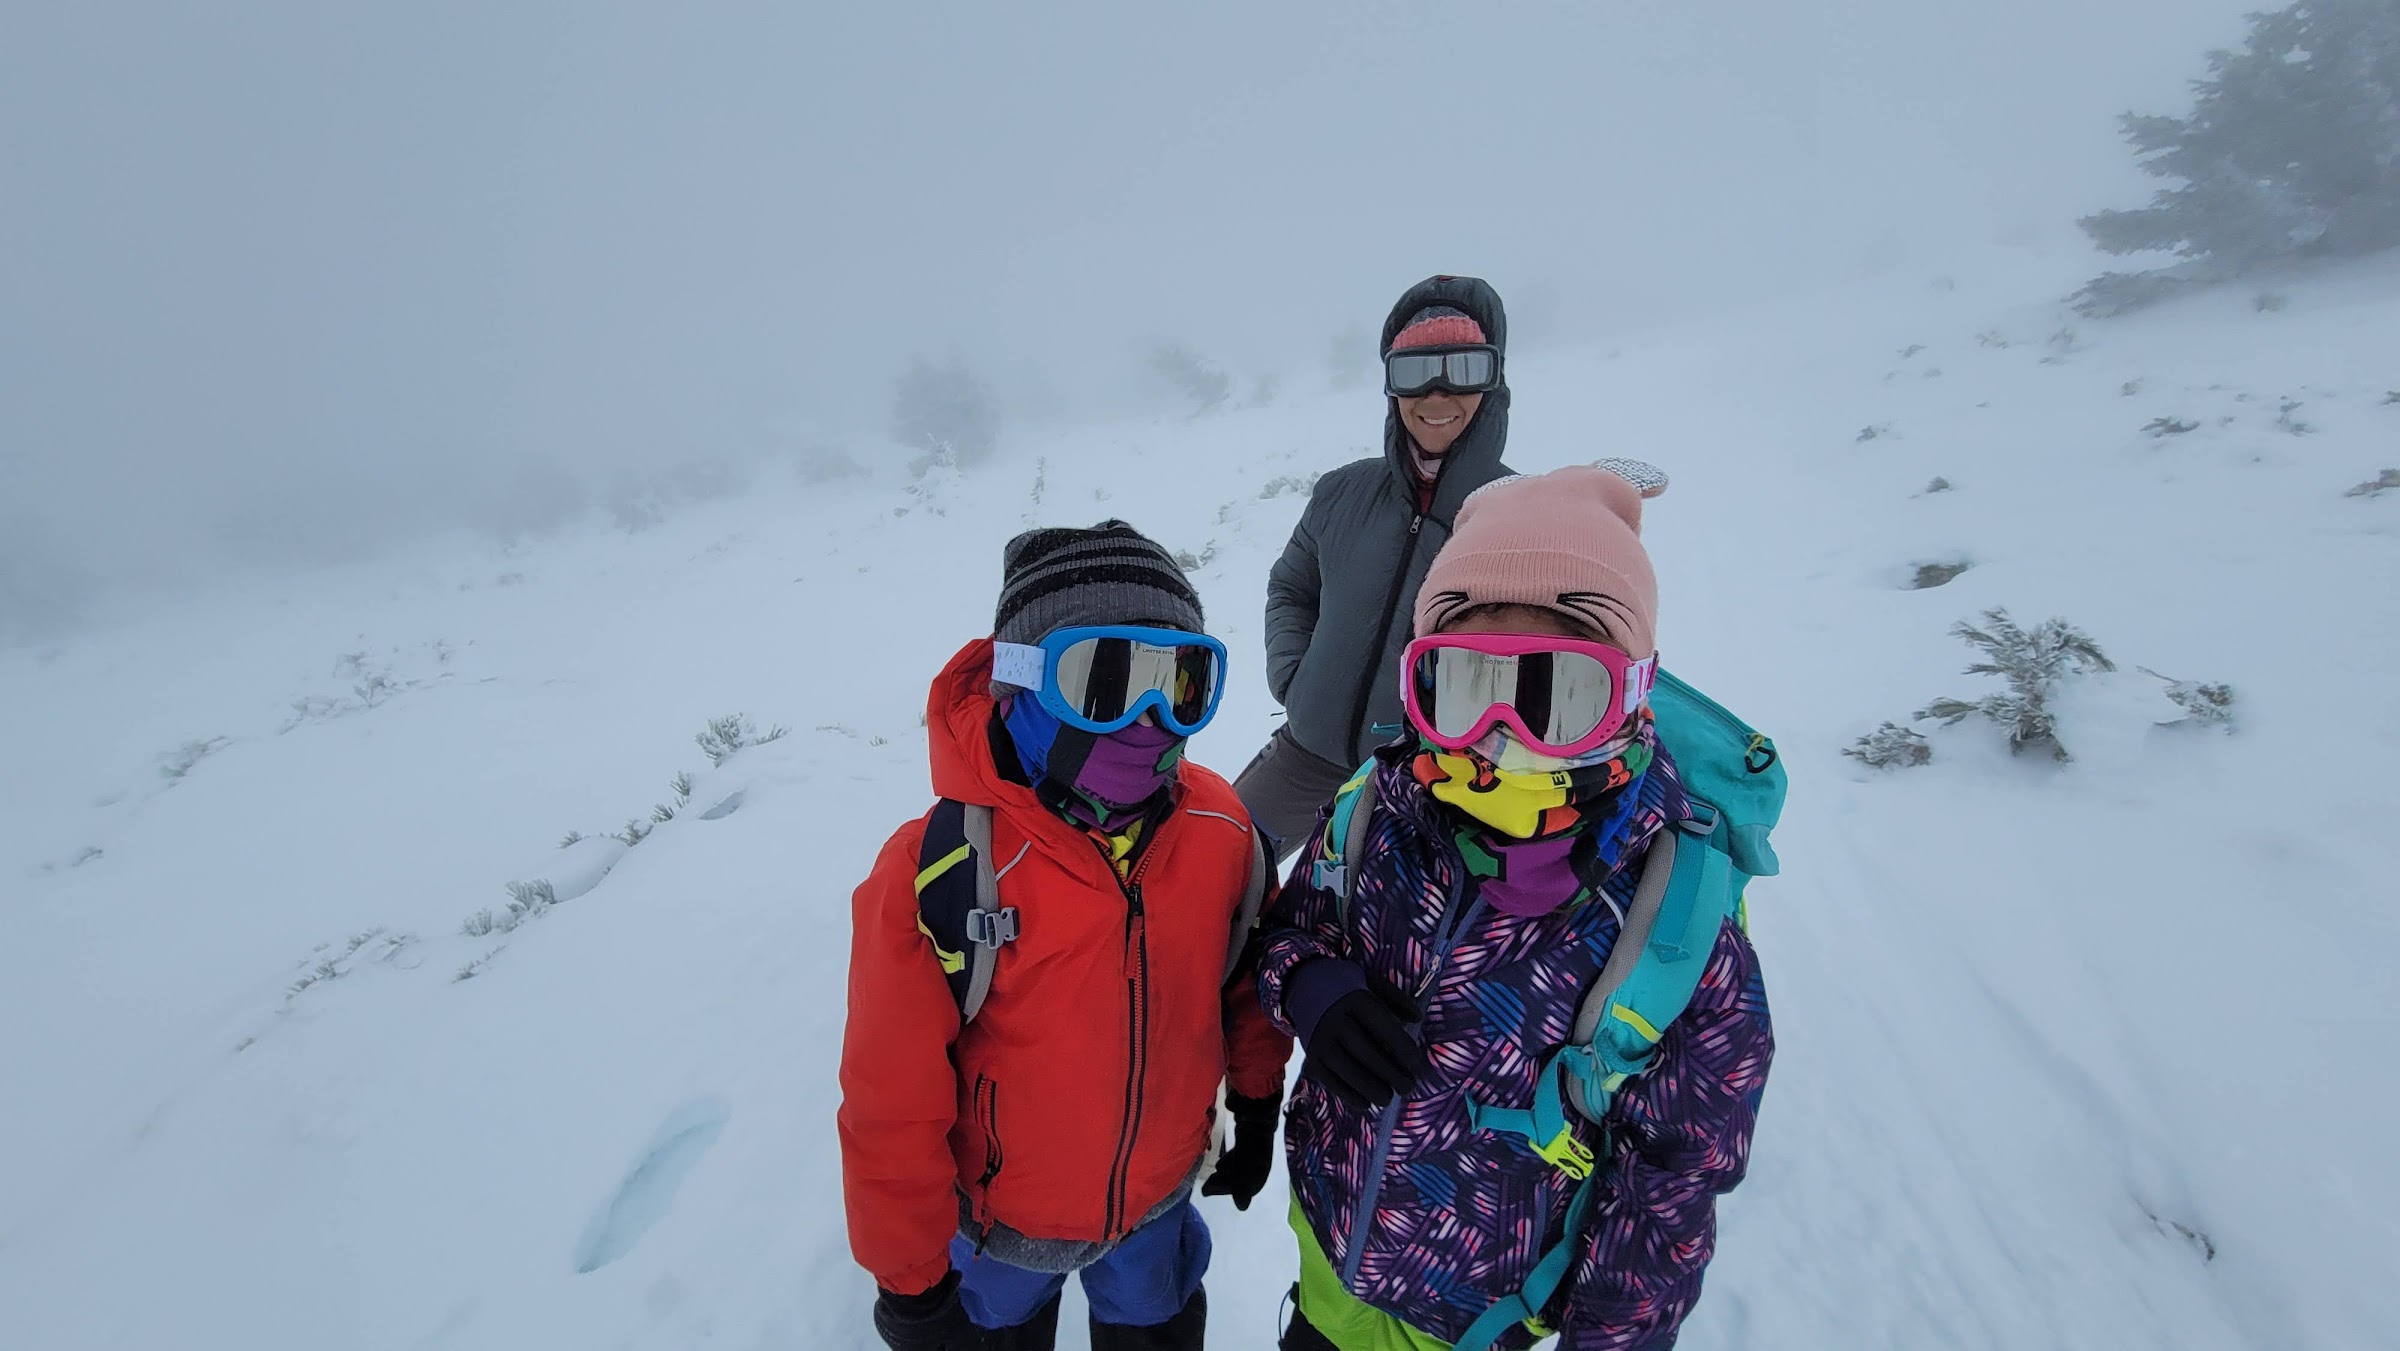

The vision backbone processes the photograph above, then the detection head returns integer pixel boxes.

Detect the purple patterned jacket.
[1259,747,1773,1350]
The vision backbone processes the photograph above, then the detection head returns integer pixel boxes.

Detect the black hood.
[1379,274,1511,519]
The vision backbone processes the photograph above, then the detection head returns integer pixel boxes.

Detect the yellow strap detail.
[1534,1127,1595,1180]
[1609,1002,1664,1043]
[915,915,966,974]
[913,843,972,895]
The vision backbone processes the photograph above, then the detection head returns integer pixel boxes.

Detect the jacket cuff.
[1283,958,1367,1045]
[876,1253,956,1298]
[1225,1087,1284,1122]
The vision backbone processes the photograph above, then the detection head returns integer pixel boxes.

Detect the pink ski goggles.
[1402,633,1658,758]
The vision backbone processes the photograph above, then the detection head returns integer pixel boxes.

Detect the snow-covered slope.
[5,250,2396,1350]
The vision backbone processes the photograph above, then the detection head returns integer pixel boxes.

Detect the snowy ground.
[5,248,2397,1349]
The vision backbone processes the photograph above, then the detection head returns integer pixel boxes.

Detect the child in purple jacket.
[1258,466,1774,1350]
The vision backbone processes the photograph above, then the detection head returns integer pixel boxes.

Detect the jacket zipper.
[1102,835,1164,1238]
[1344,508,1427,762]
[1337,846,1488,1292]
[972,1075,1004,1229]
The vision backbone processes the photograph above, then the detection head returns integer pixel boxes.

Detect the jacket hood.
[926,638,1034,808]
[1380,274,1512,519]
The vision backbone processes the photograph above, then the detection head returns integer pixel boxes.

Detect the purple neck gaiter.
[1481,835,1584,918]
[1000,694,1183,831]
[1065,719,1184,826]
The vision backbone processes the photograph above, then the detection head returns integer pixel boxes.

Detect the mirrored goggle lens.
[1385,348,1497,395]
[1413,646,1617,747]
[1054,637,1222,726]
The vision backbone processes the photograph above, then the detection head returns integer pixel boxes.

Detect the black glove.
[1201,1090,1283,1210]
[873,1270,975,1351]
[1301,987,1430,1110]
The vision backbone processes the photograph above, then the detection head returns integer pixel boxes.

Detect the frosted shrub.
[1908,560,1972,590]
[2142,668,2238,730]
[158,737,230,782]
[2342,469,2400,498]
[1919,609,2116,760]
[462,880,559,938]
[1845,722,1933,769]
[696,713,788,767]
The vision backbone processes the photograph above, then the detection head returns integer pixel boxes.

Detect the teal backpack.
[1308,671,1785,1350]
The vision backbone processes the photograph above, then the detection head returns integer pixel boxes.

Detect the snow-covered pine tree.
[2076,0,2400,315]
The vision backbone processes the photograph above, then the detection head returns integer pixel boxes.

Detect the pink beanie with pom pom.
[1413,465,1661,658]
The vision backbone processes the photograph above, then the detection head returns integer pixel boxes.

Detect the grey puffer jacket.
[1265,276,1517,768]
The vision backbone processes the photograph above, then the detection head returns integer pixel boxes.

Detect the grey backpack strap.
[1335,768,1381,923]
[1222,828,1273,986]
[958,803,1021,1024]
[1563,829,1678,1122]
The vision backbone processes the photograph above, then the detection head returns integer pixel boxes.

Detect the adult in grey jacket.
[1234,275,1516,857]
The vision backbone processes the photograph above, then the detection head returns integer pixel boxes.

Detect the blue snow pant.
[950,1199,1212,1330]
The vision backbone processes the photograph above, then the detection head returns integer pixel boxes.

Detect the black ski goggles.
[1384,345,1501,397]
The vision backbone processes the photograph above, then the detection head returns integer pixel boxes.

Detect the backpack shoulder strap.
[1221,826,1274,986]
[1308,761,1381,921]
[913,799,1024,1025]
[1569,802,1742,1116]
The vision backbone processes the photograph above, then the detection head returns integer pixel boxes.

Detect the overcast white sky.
[1,1,2253,616]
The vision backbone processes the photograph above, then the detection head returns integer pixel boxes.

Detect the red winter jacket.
[838,639,1294,1295]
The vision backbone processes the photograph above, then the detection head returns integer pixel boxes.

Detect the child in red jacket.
[840,521,1294,1351]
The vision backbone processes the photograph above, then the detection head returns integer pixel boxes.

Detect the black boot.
[1089,1286,1206,1350]
[981,1292,1063,1351]
[1279,1301,1339,1351]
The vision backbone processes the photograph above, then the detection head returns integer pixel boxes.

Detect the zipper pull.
[1409,514,1423,536]
[1124,883,1146,972]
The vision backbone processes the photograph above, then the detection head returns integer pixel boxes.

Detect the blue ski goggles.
[991,626,1227,735]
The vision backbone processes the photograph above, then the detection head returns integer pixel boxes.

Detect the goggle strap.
[991,642,1050,689]
[1624,656,1658,714]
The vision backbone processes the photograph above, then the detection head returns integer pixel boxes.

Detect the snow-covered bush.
[2343,468,2400,498]
[158,737,230,782]
[695,713,788,768]
[1845,721,1933,769]
[890,356,1000,465]
[2141,667,2239,730]
[2076,0,2400,316]
[461,880,559,938]
[1150,343,1232,417]
[1918,609,2117,760]
[1908,560,1973,590]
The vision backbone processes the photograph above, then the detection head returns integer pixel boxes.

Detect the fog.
[1,1,2252,629]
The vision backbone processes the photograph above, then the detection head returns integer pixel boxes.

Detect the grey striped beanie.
[994,520,1204,644]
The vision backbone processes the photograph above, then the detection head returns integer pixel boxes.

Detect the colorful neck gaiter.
[1001,694,1184,832]
[1409,712,1657,917]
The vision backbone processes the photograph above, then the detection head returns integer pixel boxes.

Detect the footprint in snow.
[573,1097,731,1274]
